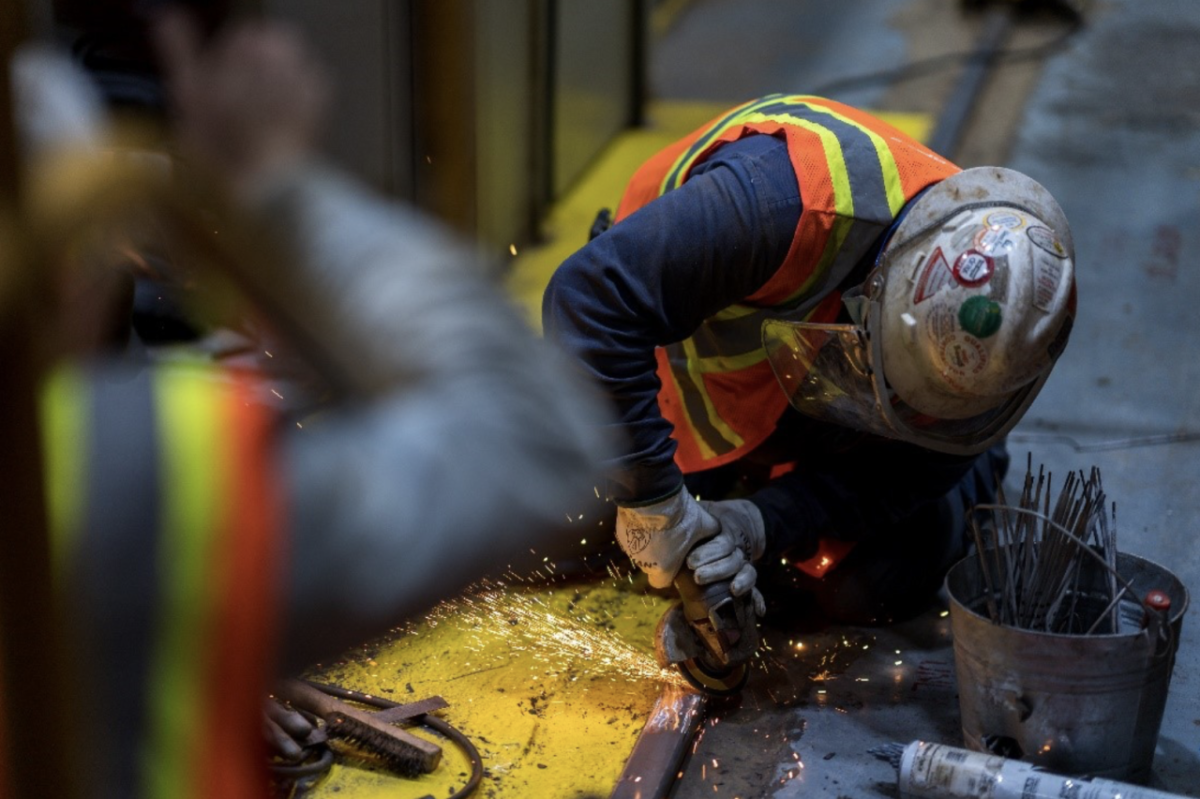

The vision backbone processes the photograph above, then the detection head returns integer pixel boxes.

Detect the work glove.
[689,498,767,617]
[615,487,720,589]
[263,697,322,762]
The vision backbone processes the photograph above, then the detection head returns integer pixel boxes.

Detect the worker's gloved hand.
[689,499,767,617]
[615,487,720,589]
[263,698,319,762]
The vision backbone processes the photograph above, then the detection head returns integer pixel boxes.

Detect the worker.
[1,9,612,798]
[543,95,1076,630]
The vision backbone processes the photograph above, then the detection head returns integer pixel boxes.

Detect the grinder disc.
[677,656,748,696]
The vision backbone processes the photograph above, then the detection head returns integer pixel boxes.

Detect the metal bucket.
[945,550,1188,783]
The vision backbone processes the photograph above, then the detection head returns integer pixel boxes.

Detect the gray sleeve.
[256,166,616,669]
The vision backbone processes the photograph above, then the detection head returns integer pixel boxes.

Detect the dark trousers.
[766,443,1010,626]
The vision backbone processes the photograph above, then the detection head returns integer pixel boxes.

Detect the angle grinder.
[655,566,758,695]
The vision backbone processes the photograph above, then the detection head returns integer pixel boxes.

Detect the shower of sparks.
[426,582,689,687]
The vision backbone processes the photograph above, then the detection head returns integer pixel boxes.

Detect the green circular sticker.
[958,296,1002,338]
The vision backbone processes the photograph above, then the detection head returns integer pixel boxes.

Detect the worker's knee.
[761,446,1012,626]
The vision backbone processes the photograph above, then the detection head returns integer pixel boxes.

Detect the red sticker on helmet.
[913,247,954,304]
[953,250,993,287]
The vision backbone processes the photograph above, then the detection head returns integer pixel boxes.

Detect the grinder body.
[656,567,758,695]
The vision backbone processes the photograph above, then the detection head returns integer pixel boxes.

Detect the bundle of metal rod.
[970,456,1122,634]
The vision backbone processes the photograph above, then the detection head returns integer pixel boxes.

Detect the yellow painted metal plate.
[294,574,681,798]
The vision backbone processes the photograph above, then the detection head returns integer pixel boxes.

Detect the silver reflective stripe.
[75,362,163,797]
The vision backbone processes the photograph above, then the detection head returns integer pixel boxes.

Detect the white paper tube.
[898,741,1191,799]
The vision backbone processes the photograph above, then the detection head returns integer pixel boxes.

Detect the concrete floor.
[639,0,1200,796]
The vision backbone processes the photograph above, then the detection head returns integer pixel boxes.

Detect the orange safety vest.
[617,94,960,474]
[36,361,284,799]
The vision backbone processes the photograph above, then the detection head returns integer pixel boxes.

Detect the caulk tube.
[898,741,1191,799]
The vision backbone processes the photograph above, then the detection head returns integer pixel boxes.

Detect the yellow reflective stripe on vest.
[39,365,88,579]
[659,95,790,193]
[143,365,225,797]
[680,337,743,458]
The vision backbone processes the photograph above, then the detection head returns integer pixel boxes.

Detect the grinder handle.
[673,567,743,649]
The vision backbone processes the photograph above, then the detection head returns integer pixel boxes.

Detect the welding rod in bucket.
[871,741,1192,799]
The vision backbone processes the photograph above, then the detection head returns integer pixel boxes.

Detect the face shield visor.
[761,288,1050,457]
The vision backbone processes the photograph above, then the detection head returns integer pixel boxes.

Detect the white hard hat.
[762,167,1075,456]
[875,167,1075,420]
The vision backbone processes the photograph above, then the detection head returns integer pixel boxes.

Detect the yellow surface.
[300,573,680,798]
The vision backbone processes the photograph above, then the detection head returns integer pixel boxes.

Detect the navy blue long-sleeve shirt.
[543,133,977,560]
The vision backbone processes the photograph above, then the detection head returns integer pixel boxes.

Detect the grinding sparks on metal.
[429,582,690,688]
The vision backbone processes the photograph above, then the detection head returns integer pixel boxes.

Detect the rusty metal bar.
[609,684,707,799]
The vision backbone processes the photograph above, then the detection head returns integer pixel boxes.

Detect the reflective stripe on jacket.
[616,94,960,472]
[40,361,284,799]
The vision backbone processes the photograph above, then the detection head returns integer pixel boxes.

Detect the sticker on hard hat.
[958,296,1003,338]
[983,211,1025,230]
[1032,254,1068,311]
[974,226,1017,254]
[953,250,993,287]
[913,247,954,304]
[1027,226,1068,259]
[941,332,989,382]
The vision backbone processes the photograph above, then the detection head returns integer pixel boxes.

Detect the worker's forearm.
[246,163,547,397]
[258,165,615,669]
[279,362,612,670]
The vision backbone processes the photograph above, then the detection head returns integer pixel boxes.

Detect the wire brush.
[273,678,441,777]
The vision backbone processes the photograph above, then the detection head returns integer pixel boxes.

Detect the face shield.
[761,308,1047,456]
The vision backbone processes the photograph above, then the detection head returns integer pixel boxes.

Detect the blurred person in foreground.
[2,8,612,797]
[543,94,1076,642]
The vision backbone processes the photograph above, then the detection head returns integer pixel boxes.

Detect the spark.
[445,586,689,687]
[509,244,518,256]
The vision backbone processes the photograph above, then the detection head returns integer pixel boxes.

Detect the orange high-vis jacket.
[31,362,285,799]
[617,94,960,474]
